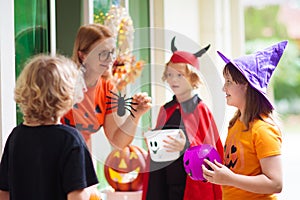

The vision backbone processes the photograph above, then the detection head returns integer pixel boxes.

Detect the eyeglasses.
[98,49,116,62]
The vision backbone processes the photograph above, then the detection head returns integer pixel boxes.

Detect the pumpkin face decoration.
[104,145,147,191]
[183,144,221,181]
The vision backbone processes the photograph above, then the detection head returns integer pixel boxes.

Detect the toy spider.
[106,90,138,117]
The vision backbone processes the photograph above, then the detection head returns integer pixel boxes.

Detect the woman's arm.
[103,92,151,149]
[202,155,282,194]
[103,112,137,148]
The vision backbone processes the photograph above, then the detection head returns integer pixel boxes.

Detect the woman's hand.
[163,129,186,152]
[103,92,151,149]
[131,92,152,118]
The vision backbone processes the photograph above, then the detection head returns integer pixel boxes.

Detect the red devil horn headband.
[194,44,210,57]
[170,37,210,70]
[171,37,178,52]
[171,37,210,58]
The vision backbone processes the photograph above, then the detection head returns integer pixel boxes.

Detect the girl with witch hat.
[202,41,288,200]
[142,37,223,200]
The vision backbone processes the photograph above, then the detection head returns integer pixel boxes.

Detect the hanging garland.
[93,0,111,25]
[103,3,144,91]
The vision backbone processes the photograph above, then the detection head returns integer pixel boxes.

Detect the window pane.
[15,0,49,124]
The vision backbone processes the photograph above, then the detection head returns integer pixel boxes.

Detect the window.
[15,0,50,124]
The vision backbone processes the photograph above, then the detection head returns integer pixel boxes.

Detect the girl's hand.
[202,159,234,185]
[163,129,186,152]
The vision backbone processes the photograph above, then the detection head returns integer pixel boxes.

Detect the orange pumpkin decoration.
[104,145,147,191]
[89,190,101,200]
[89,193,101,200]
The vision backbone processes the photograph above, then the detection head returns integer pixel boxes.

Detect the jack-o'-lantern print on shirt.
[223,120,247,173]
[72,86,101,133]
[62,78,115,142]
[224,119,267,176]
[224,144,238,169]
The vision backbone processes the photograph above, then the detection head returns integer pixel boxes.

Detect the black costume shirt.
[0,124,98,200]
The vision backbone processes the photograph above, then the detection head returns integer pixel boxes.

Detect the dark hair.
[223,63,274,130]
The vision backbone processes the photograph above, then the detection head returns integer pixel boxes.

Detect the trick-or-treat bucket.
[183,144,221,181]
[144,129,181,162]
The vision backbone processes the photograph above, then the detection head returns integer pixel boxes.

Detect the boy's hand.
[163,129,186,152]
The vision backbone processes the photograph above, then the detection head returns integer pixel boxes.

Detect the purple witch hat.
[217,40,288,109]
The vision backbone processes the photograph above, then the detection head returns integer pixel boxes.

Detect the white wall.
[164,0,201,43]
[0,0,16,153]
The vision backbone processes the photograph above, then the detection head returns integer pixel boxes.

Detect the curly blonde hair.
[14,54,79,124]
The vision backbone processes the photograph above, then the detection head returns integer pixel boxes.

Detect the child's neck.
[176,90,194,103]
[23,119,61,126]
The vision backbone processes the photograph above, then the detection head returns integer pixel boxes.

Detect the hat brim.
[217,51,274,109]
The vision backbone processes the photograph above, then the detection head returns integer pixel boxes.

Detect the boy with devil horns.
[142,37,223,200]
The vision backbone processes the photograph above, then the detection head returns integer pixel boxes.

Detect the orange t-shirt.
[62,78,115,142]
[223,118,282,200]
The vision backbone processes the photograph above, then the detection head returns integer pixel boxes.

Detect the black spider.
[106,90,138,117]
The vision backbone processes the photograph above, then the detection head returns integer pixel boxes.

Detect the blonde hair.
[14,54,79,124]
[162,62,202,88]
[72,23,113,66]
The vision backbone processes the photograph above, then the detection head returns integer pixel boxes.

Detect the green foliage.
[93,0,111,24]
[244,5,300,114]
[244,5,288,40]
[273,42,300,101]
